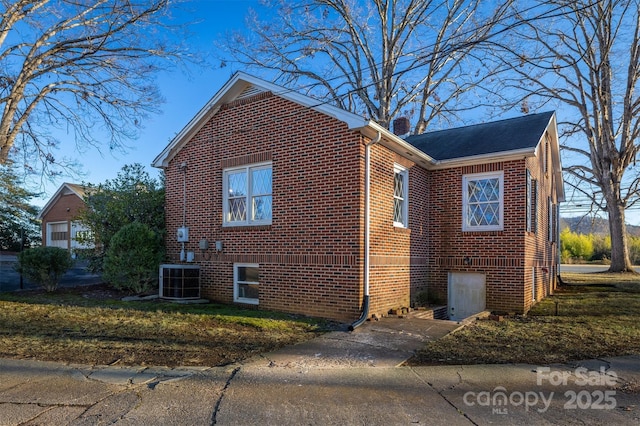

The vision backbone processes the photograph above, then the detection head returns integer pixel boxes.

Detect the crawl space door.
[448,272,486,321]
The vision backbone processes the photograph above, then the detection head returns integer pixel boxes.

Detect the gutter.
[349,131,382,331]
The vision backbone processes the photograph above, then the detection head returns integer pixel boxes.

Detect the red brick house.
[153,73,564,323]
[38,183,94,255]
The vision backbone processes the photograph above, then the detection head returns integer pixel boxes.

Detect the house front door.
[448,272,486,321]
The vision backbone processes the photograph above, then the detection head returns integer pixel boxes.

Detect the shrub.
[560,228,594,262]
[628,236,640,265]
[75,164,165,273]
[591,234,611,261]
[16,247,73,292]
[103,222,164,294]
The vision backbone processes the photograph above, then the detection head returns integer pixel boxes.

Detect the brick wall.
[426,160,528,314]
[40,193,86,249]
[367,146,430,316]
[424,147,559,314]
[164,92,366,321]
[163,89,560,321]
[524,133,560,310]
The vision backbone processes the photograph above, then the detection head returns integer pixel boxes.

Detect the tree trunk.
[607,202,634,272]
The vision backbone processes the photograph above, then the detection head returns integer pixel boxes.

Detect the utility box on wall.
[159,264,200,300]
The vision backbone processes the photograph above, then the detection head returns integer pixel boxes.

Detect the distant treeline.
[560,216,640,237]
[560,228,640,264]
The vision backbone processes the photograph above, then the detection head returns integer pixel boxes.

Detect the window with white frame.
[548,198,556,242]
[234,263,259,304]
[223,163,272,226]
[526,171,538,233]
[526,170,532,232]
[393,164,408,227]
[462,171,504,231]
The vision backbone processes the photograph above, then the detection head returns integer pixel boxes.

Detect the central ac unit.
[159,264,200,300]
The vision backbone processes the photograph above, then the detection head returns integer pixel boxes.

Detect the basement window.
[234,263,259,305]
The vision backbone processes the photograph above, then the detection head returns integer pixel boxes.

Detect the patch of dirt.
[79,283,131,300]
[20,283,135,301]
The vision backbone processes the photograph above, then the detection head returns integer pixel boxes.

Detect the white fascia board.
[37,183,83,220]
[531,112,565,202]
[429,148,536,170]
[152,72,372,169]
[356,121,436,168]
[152,74,251,168]
[546,112,566,202]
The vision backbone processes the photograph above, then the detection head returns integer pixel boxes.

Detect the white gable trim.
[151,73,564,203]
[37,183,85,220]
[152,72,371,168]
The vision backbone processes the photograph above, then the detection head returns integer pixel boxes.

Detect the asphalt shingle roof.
[404,111,555,161]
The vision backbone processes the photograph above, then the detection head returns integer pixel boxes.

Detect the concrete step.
[409,306,448,320]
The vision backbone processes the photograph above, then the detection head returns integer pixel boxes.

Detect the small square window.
[234,263,259,304]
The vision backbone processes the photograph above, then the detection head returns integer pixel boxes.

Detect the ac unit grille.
[159,264,200,300]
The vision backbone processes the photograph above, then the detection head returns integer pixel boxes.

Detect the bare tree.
[0,0,186,174]
[221,0,513,133]
[493,0,640,272]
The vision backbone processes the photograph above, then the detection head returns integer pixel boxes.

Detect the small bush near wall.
[103,222,164,294]
[16,247,73,292]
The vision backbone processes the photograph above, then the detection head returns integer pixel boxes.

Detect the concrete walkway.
[0,317,639,425]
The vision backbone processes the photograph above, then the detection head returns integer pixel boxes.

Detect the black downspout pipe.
[349,295,369,331]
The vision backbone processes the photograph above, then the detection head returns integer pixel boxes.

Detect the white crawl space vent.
[159,264,200,300]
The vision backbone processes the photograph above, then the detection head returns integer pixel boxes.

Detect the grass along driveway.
[408,272,640,366]
[0,285,333,367]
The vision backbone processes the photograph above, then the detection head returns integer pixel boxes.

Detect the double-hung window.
[462,171,504,231]
[526,170,532,232]
[393,165,408,228]
[526,170,538,233]
[548,198,556,242]
[223,162,272,226]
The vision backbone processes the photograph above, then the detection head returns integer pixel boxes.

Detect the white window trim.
[548,198,556,242]
[223,162,272,227]
[234,263,259,305]
[526,170,532,232]
[462,171,504,232]
[393,164,409,228]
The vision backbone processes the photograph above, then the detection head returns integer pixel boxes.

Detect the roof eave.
[37,183,85,220]
[356,121,436,167]
[547,113,566,202]
[152,72,373,169]
[429,147,536,170]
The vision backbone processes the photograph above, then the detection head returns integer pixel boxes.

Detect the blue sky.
[33,0,261,206]
[29,1,640,227]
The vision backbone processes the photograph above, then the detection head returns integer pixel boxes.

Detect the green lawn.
[0,285,333,367]
[408,272,640,366]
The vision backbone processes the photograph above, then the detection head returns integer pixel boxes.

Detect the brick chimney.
[392,117,410,137]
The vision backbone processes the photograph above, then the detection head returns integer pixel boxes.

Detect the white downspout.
[350,131,382,331]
